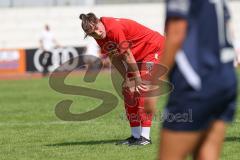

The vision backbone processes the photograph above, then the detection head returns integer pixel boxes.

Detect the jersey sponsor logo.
[102,40,132,56]
[50,58,173,121]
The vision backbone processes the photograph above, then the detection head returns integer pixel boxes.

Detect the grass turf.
[0,71,239,160]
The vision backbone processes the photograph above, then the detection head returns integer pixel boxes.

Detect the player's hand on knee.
[122,77,135,93]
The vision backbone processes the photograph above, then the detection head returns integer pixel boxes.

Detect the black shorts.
[162,69,237,131]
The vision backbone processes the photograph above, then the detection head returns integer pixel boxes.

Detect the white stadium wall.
[0,2,240,49]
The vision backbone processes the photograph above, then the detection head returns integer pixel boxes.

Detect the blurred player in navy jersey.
[156,0,237,159]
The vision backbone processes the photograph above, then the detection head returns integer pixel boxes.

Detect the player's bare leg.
[158,129,202,160]
[142,85,159,113]
[193,120,226,160]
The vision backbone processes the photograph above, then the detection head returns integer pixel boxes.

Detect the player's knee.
[196,146,218,160]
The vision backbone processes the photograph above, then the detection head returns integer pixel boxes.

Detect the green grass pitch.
[0,71,239,160]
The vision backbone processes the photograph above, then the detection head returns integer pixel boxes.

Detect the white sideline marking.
[0,120,239,127]
[0,121,161,127]
[0,121,99,127]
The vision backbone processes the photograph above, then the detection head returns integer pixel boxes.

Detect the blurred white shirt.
[85,38,100,58]
[40,30,55,51]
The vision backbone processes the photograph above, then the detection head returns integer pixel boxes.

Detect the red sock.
[123,89,141,127]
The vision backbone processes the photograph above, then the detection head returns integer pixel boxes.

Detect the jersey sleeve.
[107,25,128,54]
[166,0,191,19]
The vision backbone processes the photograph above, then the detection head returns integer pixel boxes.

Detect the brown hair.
[79,13,99,38]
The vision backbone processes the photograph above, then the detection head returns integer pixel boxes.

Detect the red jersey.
[96,17,165,61]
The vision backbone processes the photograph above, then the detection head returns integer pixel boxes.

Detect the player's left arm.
[122,49,143,91]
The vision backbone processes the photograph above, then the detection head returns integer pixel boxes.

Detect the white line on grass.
[0,121,101,127]
[0,119,239,127]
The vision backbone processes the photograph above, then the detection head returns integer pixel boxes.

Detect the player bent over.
[79,13,165,146]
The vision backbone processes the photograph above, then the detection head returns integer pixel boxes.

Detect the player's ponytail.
[79,14,87,21]
[79,13,99,38]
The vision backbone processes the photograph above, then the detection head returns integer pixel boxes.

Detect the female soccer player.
[157,0,237,159]
[79,13,165,146]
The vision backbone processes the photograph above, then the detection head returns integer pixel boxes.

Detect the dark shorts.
[162,68,237,131]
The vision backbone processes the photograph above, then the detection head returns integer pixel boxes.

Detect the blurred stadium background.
[0,0,240,76]
[0,0,240,160]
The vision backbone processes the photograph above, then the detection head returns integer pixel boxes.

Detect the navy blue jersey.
[166,0,236,91]
[163,0,237,131]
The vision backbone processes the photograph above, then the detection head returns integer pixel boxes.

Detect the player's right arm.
[107,26,143,92]
[109,48,143,92]
[160,18,187,73]
[109,52,127,78]
[160,0,190,77]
